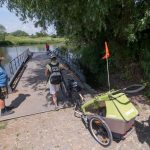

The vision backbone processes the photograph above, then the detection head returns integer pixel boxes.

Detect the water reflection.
[0,44,57,78]
[0,44,56,65]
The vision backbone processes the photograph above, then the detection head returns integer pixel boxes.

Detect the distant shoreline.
[0,35,65,47]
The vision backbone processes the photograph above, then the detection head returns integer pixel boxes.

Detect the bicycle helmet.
[50,53,56,59]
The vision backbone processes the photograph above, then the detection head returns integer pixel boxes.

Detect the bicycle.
[67,79,84,111]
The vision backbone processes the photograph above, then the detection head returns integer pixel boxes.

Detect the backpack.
[49,63,62,85]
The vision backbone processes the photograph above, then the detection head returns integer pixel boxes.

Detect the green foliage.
[50,34,57,38]
[0,121,7,130]
[141,40,150,86]
[0,40,13,46]
[59,45,68,55]
[0,24,6,41]
[1,0,150,90]
[0,24,6,33]
[0,33,5,41]
[11,30,29,36]
[35,32,48,37]
[0,35,66,46]
[78,44,107,87]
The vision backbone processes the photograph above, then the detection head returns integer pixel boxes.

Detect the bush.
[78,44,107,88]
[0,40,13,46]
[50,34,57,38]
[11,30,29,36]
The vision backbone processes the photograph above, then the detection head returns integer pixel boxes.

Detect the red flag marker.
[102,41,110,59]
[102,41,111,91]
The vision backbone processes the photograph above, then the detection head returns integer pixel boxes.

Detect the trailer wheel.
[89,116,113,147]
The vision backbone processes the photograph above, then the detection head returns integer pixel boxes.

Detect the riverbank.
[0,35,66,46]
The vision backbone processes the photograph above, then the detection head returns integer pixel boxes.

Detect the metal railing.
[8,49,30,75]
[53,48,86,82]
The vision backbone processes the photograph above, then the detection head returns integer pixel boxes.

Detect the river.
[0,44,58,78]
[0,44,57,65]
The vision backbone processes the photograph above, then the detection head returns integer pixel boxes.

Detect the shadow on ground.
[127,91,150,106]
[23,58,47,91]
[9,94,30,109]
[135,116,150,147]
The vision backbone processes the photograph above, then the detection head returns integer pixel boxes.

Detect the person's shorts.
[49,84,60,95]
[0,86,8,100]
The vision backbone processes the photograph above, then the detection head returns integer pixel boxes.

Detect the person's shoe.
[55,106,59,111]
[5,106,14,111]
[1,109,14,116]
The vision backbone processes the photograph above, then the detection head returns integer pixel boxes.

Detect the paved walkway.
[0,52,150,150]
[0,52,92,121]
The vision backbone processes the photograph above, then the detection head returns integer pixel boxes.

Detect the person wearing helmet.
[45,54,64,110]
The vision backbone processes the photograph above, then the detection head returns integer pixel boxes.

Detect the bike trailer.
[81,90,139,135]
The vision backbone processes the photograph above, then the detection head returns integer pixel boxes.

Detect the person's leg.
[51,94,58,107]
[0,99,13,116]
[0,87,14,116]
[0,99,5,109]
[55,84,61,102]
[49,84,58,108]
[0,87,5,114]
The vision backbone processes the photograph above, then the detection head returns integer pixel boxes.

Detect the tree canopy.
[0,24,6,41]
[0,24,6,33]
[11,30,29,36]
[1,1,149,44]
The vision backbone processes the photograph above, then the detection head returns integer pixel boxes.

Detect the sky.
[0,7,56,35]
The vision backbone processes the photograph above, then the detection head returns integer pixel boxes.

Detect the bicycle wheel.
[89,116,113,147]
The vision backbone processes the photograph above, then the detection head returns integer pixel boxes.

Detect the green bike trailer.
[81,90,139,136]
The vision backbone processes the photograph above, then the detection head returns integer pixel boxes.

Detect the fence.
[8,49,30,75]
[53,48,86,82]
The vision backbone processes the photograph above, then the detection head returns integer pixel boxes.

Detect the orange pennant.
[102,41,110,59]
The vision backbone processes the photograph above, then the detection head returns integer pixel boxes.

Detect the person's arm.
[60,63,68,71]
[45,64,51,77]
[45,68,49,77]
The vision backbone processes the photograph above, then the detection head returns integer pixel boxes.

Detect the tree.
[1,0,150,87]
[0,24,6,40]
[35,31,48,37]
[11,30,29,36]
[0,24,6,33]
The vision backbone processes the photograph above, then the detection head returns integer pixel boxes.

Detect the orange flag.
[102,41,110,59]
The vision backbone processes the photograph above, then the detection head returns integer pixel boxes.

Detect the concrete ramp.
[0,52,69,121]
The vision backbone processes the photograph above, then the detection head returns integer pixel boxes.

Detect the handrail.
[53,48,86,82]
[8,49,29,75]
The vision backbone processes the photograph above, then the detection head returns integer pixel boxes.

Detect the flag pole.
[106,56,110,92]
[102,41,111,92]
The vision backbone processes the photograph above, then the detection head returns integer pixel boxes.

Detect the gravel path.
[0,102,150,150]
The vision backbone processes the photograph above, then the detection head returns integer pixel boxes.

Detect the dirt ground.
[0,99,150,150]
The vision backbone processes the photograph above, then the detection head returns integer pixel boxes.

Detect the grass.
[0,35,66,46]
[0,121,7,130]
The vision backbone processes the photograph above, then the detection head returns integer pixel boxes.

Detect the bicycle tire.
[89,116,113,147]
[124,84,145,94]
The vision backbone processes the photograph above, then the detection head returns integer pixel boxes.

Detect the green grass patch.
[0,35,66,46]
[0,121,7,130]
